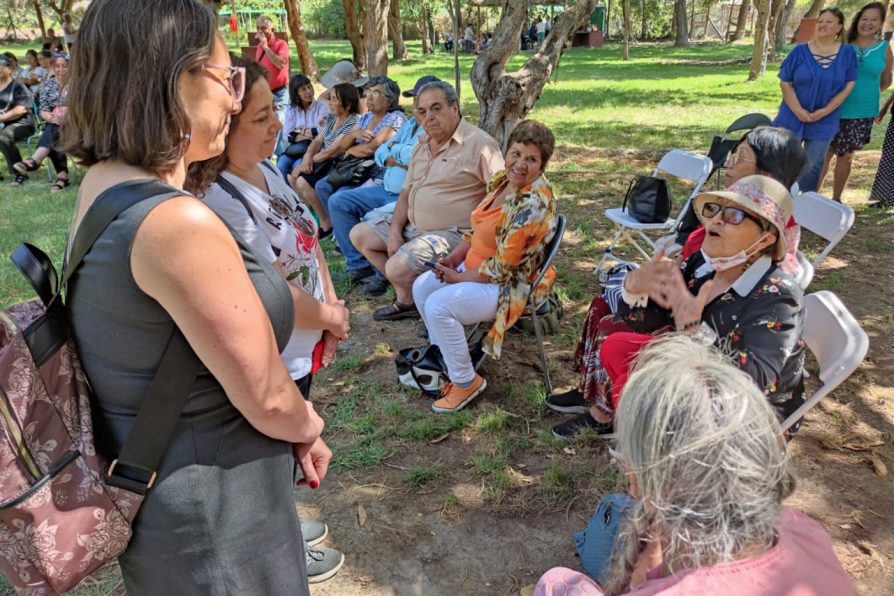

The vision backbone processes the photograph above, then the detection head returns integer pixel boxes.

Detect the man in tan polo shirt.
[351,81,504,321]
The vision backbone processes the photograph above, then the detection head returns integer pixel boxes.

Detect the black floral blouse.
[616,253,806,421]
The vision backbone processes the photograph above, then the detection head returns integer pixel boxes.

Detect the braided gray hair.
[604,334,794,596]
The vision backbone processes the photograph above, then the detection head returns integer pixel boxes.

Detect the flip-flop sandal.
[50,177,70,193]
[372,301,419,321]
[13,159,40,175]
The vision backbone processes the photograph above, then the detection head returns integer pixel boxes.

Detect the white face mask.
[702,233,770,272]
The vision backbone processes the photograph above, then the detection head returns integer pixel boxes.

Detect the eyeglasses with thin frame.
[365,89,383,99]
[202,63,246,103]
[701,201,766,227]
[724,150,756,168]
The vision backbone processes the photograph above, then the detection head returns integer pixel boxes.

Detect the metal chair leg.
[530,301,552,396]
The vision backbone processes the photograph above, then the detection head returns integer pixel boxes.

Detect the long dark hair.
[184,56,267,196]
[818,7,848,40]
[61,0,216,173]
[736,126,808,189]
[288,73,313,109]
[847,2,887,43]
[332,82,360,115]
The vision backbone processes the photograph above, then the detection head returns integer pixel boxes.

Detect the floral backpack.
[0,181,199,594]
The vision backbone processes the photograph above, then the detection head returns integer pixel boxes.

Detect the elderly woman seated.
[535,335,853,595]
[411,120,558,413]
[550,175,805,437]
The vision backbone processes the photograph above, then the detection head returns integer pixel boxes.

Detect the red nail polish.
[310,480,319,489]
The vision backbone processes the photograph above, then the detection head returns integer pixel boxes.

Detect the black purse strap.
[66,179,203,494]
[621,176,638,212]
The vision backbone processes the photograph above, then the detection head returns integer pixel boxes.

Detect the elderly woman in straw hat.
[552,175,807,438]
[536,336,853,595]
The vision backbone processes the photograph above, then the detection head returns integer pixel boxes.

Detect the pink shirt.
[536,508,854,596]
[255,37,289,91]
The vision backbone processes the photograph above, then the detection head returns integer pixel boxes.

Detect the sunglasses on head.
[701,201,767,227]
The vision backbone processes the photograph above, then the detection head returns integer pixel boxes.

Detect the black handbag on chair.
[328,155,376,189]
[622,175,671,224]
[284,139,311,160]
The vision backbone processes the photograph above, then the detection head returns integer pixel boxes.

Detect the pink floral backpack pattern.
[0,182,199,594]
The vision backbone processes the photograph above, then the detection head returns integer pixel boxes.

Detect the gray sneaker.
[300,518,328,546]
[305,545,345,584]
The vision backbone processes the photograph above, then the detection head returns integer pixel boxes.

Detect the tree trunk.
[450,0,462,100]
[622,0,631,59]
[388,0,408,61]
[790,0,824,42]
[420,6,433,54]
[640,0,647,39]
[470,0,599,148]
[775,0,797,51]
[342,0,367,71]
[606,0,612,37]
[283,0,319,81]
[747,0,770,80]
[365,0,390,76]
[766,0,785,61]
[32,0,47,39]
[674,0,689,46]
[733,0,750,40]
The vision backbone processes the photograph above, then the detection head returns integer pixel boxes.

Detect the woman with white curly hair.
[535,335,853,596]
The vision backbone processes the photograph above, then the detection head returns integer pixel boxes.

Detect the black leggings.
[294,373,313,401]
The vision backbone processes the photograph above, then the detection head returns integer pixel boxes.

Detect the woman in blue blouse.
[772,8,857,193]
[821,2,892,201]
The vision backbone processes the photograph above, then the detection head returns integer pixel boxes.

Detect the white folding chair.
[596,149,714,275]
[781,291,869,433]
[793,250,814,291]
[792,192,855,269]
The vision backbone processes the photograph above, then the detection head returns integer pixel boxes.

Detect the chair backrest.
[781,291,869,432]
[725,112,772,134]
[531,214,566,290]
[652,149,714,227]
[792,192,855,268]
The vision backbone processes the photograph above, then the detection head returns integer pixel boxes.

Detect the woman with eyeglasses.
[64,0,326,592]
[550,176,805,438]
[13,54,71,191]
[821,2,893,201]
[536,336,853,596]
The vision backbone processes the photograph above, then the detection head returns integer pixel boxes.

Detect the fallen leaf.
[508,467,536,485]
[870,452,887,476]
[356,503,367,527]
[563,447,576,455]
[430,433,450,444]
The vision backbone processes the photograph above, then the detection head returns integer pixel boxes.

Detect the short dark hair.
[332,82,360,115]
[26,49,38,59]
[507,120,556,170]
[848,2,886,43]
[38,49,52,59]
[737,126,808,189]
[61,0,217,174]
[289,73,313,108]
[185,56,267,196]
[819,7,847,39]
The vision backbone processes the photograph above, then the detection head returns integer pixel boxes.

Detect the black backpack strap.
[212,174,257,223]
[64,180,203,494]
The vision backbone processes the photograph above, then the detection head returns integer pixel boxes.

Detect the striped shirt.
[321,113,358,149]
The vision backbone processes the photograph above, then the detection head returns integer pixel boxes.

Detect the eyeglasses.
[365,89,383,99]
[701,202,766,227]
[202,63,246,103]
[724,150,756,168]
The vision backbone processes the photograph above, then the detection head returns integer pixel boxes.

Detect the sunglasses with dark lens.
[701,201,765,226]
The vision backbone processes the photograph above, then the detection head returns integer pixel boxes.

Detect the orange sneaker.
[432,374,487,413]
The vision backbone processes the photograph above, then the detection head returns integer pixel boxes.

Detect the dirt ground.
[303,151,894,596]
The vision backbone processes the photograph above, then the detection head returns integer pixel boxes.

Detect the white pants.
[412,269,499,385]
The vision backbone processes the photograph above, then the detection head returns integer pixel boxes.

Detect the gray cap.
[320,59,369,89]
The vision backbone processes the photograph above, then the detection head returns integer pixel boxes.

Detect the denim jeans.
[277,155,301,179]
[798,138,832,193]
[314,175,337,215]
[328,183,397,273]
[272,86,289,156]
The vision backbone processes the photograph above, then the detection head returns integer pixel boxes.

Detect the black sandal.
[10,174,27,187]
[50,177,70,193]
[13,158,40,175]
